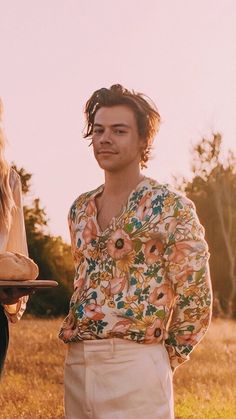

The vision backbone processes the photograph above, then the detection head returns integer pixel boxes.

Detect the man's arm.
[163,194,212,372]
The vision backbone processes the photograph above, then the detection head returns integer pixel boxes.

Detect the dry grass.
[0,318,236,418]
[174,319,236,419]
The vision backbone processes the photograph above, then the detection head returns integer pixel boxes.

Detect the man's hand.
[0,288,35,305]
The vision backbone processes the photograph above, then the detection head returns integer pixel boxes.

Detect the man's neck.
[103,167,144,197]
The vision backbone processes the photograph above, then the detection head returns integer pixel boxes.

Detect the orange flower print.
[133,267,144,283]
[61,178,212,372]
[104,274,127,296]
[63,311,77,329]
[62,326,79,341]
[144,239,164,265]
[84,303,105,320]
[148,284,175,308]
[200,312,211,328]
[174,268,194,286]
[74,248,84,265]
[107,229,133,260]
[165,345,176,363]
[165,217,178,233]
[145,317,163,344]
[74,277,85,291]
[61,312,78,340]
[136,192,152,220]
[86,199,96,216]
[176,333,198,346]
[111,319,132,335]
[168,240,196,264]
[82,219,97,244]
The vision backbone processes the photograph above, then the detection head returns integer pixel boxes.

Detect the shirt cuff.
[165,344,190,372]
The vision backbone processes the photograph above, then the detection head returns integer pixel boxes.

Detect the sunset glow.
[0,0,235,241]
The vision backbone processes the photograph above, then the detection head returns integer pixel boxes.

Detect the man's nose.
[100,130,112,143]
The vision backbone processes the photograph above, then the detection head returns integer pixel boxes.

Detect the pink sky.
[0,0,236,242]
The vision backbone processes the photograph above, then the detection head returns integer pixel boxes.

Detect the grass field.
[0,318,235,418]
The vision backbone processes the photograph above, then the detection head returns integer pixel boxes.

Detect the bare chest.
[96,196,125,232]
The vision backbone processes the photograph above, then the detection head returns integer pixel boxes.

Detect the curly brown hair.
[83,84,161,168]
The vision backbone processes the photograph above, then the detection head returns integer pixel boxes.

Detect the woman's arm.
[3,172,31,322]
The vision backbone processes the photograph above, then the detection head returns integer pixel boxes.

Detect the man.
[59,84,212,419]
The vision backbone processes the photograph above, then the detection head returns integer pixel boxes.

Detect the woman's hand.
[0,288,35,305]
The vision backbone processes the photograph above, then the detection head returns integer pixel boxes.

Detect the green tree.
[181,134,236,317]
[13,164,74,316]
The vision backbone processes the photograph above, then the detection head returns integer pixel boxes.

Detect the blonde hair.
[0,98,15,230]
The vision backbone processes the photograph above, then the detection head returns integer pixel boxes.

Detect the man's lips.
[98,150,117,155]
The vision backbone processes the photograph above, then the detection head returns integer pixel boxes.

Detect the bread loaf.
[0,252,39,280]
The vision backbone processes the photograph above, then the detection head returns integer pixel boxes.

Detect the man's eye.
[93,129,103,135]
[114,129,126,135]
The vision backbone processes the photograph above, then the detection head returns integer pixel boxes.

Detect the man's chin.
[97,162,121,173]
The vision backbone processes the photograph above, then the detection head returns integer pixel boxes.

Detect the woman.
[0,99,33,376]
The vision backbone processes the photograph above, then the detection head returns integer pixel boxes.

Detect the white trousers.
[64,338,174,419]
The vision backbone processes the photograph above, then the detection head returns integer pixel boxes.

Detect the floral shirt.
[59,177,212,370]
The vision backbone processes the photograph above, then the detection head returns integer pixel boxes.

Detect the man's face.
[92,105,144,173]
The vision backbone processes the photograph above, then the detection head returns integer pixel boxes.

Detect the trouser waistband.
[68,338,162,352]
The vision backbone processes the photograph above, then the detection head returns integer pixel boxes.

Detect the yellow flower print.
[135,315,158,329]
[85,199,96,216]
[116,251,135,272]
[88,248,100,260]
[108,299,116,308]
[126,295,138,303]
[75,195,88,209]
[74,248,84,265]
[90,279,97,289]
[62,178,212,371]
[185,284,201,297]
[100,271,111,281]
[133,267,145,283]
[163,195,175,212]
[135,316,164,344]
[178,206,192,220]
[122,211,135,224]
[133,303,145,314]
[168,263,182,275]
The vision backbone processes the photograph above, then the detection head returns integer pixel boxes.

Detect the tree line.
[15,133,236,318]
[13,165,74,316]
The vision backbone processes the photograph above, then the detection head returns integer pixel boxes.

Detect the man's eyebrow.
[93,123,131,128]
